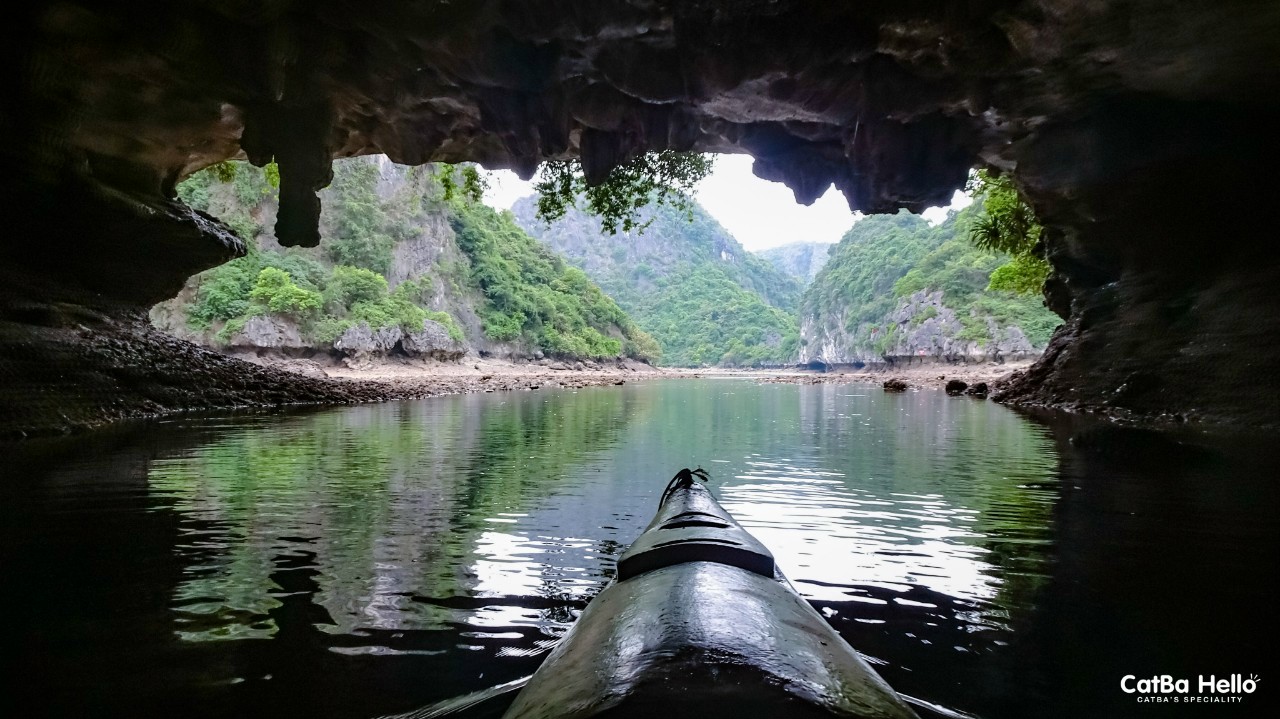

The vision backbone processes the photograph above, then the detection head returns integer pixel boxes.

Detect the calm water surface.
[3,379,1276,718]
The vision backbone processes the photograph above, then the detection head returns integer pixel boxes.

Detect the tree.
[324,266,388,309]
[249,267,322,314]
[965,169,1051,294]
[533,151,713,234]
[325,161,395,274]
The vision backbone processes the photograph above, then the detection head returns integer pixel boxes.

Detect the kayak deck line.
[502,469,921,719]
[617,470,775,581]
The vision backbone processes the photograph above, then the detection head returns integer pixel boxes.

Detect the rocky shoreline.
[1,314,1247,440]
[275,353,665,395]
[0,309,666,441]
[741,361,1032,392]
[0,312,1045,442]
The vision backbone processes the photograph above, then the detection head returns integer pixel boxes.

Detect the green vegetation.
[804,211,943,328]
[146,385,645,640]
[185,249,328,339]
[633,264,799,366]
[437,163,489,203]
[323,160,398,275]
[514,195,800,366]
[449,201,659,361]
[250,267,323,314]
[801,205,1060,356]
[170,156,1056,366]
[185,248,463,346]
[534,151,713,234]
[165,157,647,362]
[893,227,1059,346]
[965,169,1051,294]
[176,160,462,347]
[177,160,279,241]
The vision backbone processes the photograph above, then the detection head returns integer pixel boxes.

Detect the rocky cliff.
[799,210,1059,366]
[756,243,833,286]
[3,1,1279,431]
[152,156,655,366]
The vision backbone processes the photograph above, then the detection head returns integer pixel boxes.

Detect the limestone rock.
[228,316,307,351]
[802,287,1042,367]
[401,320,467,361]
[334,324,404,357]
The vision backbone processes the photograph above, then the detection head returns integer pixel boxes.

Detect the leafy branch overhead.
[965,169,1051,294]
[438,164,489,204]
[534,151,713,234]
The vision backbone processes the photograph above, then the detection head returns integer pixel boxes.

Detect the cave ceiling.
[7,0,1280,247]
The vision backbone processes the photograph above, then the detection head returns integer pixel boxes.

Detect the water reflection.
[147,393,644,644]
[5,380,1276,719]
[725,471,998,604]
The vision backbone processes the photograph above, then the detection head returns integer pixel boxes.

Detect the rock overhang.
[4,0,1280,430]
[13,0,1276,252]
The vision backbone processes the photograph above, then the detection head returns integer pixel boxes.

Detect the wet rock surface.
[2,1,1279,430]
[883,379,909,392]
[0,307,391,440]
[757,362,1027,394]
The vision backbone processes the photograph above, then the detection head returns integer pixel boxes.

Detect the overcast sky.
[483,153,971,252]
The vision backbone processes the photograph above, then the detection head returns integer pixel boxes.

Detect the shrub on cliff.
[249,268,323,315]
[324,160,396,275]
[324,266,389,309]
[966,170,1051,294]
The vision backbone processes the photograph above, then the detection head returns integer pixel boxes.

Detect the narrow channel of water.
[3,380,1276,718]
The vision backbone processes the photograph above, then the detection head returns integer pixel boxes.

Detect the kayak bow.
[502,469,919,719]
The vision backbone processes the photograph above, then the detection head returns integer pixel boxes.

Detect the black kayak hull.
[502,480,919,719]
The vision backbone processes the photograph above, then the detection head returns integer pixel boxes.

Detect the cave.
[804,360,831,373]
[2,0,1278,436]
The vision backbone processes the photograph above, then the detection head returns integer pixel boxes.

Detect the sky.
[483,153,971,252]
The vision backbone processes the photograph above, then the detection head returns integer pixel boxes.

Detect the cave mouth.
[2,1,1279,436]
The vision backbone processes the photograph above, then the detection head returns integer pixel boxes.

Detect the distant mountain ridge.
[513,196,802,367]
[755,241,833,285]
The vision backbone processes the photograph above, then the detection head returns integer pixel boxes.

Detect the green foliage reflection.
[148,389,643,642]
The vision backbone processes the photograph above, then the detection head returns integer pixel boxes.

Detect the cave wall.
[2,0,1279,431]
[993,100,1280,426]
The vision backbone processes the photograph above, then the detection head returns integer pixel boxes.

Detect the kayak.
[502,469,920,719]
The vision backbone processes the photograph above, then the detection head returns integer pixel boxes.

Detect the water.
[2,380,1276,718]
